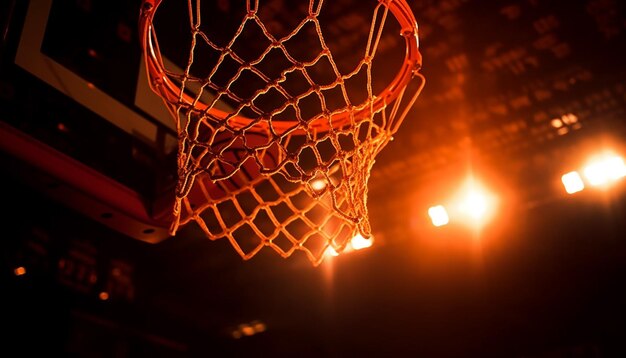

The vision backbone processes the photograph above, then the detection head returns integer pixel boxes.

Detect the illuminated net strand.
[148,0,424,264]
[182,169,357,265]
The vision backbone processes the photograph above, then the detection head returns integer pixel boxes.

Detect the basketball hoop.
[140,0,424,265]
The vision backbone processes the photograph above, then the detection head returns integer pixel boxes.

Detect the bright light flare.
[428,205,449,227]
[324,234,373,258]
[561,171,585,194]
[459,191,489,220]
[453,180,498,227]
[350,233,373,250]
[310,178,327,191]
[324,246,340,257]
[583,154,626,187]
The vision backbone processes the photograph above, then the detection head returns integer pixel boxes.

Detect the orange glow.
[232,321,266,339]
[239,324,255,336]
[324,234,372,259]
[459,190,488,220]
[428,205,449,227]
[453,179,498,228]
[14,266,26,276]
[562,113,578,124]
[605,156,626,179]
[251,320,267,333]
[310,178,327,191]
[99,292,109,301]
[561,171,585,194]
[350,233,373,250]
[583,154,626,187]
[550,118,563,128]
[57,123,69,133]
[324,246,340,257]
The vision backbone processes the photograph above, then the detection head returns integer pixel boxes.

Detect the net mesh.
[141,0,424,265]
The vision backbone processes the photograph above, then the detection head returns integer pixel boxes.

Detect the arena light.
[458,190,489,220]
[232,320,267,339]
[324,233,373,258]
[310,178,327,191]
[428,205,449,227]
[427,178,498,228]
[350,233,373,250]
[561,171,585,194]
[452,179,498,228]
[583,153,626,187]
[14,266,26,276]
[324,246,340,257]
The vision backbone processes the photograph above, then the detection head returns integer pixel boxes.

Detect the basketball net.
[140,0,424,265]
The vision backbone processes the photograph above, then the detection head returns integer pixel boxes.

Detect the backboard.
[1,0,183,243]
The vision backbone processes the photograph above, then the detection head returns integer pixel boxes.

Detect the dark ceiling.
[2,0,626,357]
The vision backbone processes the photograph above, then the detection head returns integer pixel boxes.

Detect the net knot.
[269,79,281,88]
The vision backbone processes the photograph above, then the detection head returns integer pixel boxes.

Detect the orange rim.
[139,0,422,134]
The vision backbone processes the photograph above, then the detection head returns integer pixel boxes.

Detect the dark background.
[2,0,626,357]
